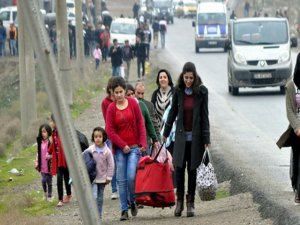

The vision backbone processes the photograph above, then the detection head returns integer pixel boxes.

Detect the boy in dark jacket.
[134,37,147,80]
[122,40,134,81]
[109,39,123,76]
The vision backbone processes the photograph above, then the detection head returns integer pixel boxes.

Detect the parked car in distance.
[110,18,138,46]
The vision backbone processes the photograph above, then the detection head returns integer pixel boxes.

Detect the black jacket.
[109,45,123,67]
[163,85,210,170]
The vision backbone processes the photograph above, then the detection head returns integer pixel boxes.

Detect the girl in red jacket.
[48,114,72,207]
[105,77,147,221]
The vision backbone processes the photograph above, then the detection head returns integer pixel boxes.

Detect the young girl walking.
[48,114,72,207]
[84,127,114,219]
[35,123,53,201]
[93,44,102,70]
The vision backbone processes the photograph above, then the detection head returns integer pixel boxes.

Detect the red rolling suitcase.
[135,144,175,207]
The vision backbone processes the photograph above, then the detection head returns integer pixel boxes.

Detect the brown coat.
[277,80,300,148]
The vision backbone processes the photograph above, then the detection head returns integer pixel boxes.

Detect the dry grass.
[0,210,48,225]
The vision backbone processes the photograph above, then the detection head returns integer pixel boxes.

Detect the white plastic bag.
[120,66,125,78]
[196,147,217,201]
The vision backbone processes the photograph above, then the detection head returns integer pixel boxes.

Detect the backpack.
[82,150,97,183]
[76,130,89,152]
[160,24,166,32]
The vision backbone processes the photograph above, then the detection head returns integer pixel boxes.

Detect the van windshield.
[111,23,136,35]
[197,13,226,25]
[233,21,288,45]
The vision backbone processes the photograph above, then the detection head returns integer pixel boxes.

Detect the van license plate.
[253,73,272,79]
[208,41,217,45]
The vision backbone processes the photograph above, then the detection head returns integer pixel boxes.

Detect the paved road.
[160,17,299,224]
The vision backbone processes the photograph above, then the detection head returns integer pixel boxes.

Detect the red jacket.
[101,96,113,123]
[48,129,68,175]
[106,97,147,152]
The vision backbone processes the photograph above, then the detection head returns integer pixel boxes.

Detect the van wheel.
[228,85,232,93]
[280,86,285,94]
[232,87,239,95]
[224,47,227,52]
[195,46,199,53]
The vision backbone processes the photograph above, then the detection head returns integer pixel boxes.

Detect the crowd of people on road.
[27,0,212,222]
[34,59,211,221]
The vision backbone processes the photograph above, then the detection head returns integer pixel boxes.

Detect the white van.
[226,17,298,95]
[192,2,228,52]
[110,18,138,46]
[0,6,46,29]
[0,6,17,29]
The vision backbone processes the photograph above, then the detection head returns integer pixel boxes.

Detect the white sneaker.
[111,192,118,200]
[47,196,54,202]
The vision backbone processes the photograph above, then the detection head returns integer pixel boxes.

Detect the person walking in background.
[151,69,174,128]
[109,39,123,76]
[277,53,300,205]
[126,83,158,153]
[152,17,160,49]
[133,0,140,20]
[135,37,147,80]
[93,44,102,70]
[35,124,53,201]
[49,24,57,55]
[105,77,147,221]
[101,77,119,200]
[8,22,17,56]
[142,23,151,59]
[122,40,134,81]
[135,81,161,142]
[84,127,114,219]
[244,1,250,17]
[0,20,6,57]
[48,114,72,207]
[159,17,167,49]
[100,26,110,62]
[162,62,210,217]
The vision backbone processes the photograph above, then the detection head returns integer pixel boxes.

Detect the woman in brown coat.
[277,53,300,205]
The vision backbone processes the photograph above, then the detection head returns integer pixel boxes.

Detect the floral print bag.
[196,147,218,201]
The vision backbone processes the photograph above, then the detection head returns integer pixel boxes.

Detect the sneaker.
[47,196,54,202]
[120,211,129,221]
[56,201,64,207]
[295,195,300,206]
[130,202,138,217]
[111,192,118,200]
[63,195,72,203]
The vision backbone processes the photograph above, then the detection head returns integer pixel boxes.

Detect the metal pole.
[19,1,100,224]
[94,0,101,24]
[18,1,37,135]
[75,0,85,78]
[56,0,73,105]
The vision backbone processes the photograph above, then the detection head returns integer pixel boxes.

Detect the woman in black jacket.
[162,62,210,217]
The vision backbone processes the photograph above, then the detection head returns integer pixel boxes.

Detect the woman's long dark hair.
[177,62,202,94]
[294,53,300,89]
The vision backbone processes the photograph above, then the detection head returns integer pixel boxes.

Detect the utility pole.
[75,0,85,78]
[20,0,100,224]
[56,0,73,105]
[94,0,101,24]
[18,1,37,135]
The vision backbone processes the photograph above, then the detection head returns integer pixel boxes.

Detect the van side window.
[13,11,17,21]
[0,11,10,21]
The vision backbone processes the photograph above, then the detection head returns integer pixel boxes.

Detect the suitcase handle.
[153,141,166,162]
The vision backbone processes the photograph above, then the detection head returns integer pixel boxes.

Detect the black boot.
[186,194,195,217]
[174,192,184,217]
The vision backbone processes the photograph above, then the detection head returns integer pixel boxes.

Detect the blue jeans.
[112,66,120,76]
[9,39,17,55]
[92,183,105,218]
[106,139,117,193]
[95,59,100,69]
[115,147,140,211]
[0,41,4,56]
[160,32,166,48]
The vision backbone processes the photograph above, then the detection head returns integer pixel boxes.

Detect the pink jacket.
[87,143,114,183]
